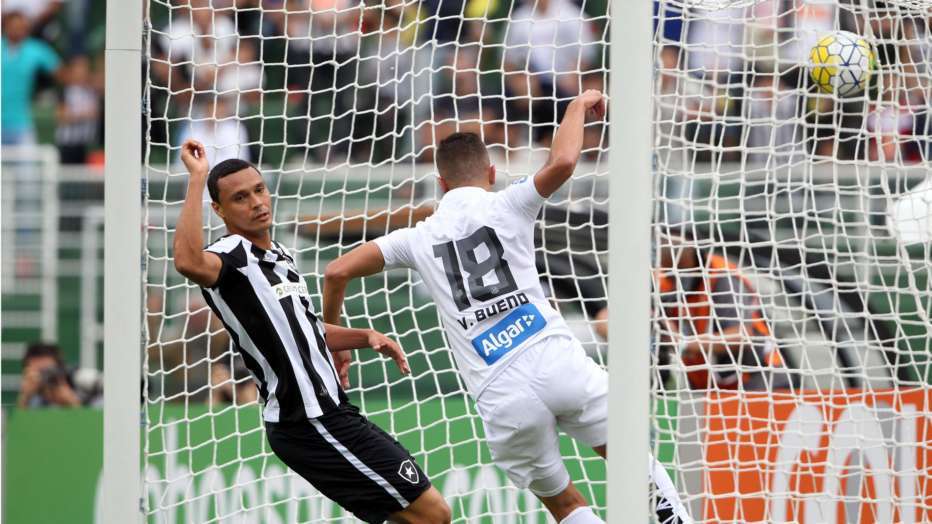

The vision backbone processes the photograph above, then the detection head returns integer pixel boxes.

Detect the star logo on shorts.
[398,459,419,485]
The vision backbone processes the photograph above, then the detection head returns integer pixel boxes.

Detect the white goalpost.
[105,0,932,522]
[103,0,143,522]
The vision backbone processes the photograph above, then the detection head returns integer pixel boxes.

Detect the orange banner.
[703,389,932,523]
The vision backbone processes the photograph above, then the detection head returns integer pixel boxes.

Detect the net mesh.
[651,1,931,522]
[143,0,609,521]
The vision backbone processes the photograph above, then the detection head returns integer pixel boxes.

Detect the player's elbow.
[173,251,200,279]
[548,154,577,176]
[173,257,194,279]
[323,259,351,284]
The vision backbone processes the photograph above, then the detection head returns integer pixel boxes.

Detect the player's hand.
[332,350,353,388]
[367,330,410,376]
[575,89,605,120]
[180,139,209,178]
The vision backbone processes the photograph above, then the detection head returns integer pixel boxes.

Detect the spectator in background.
[56,55,101,164]
[177,93,251,167]
[146,294,231,402]
[159,0,239,104]
[217,37,263,112]
[684,5,744,82]
[743,71,803,166]
[865,71,926,165]
[273,0,363,162]
[504,0,598,146]
[17,343,81,408]
[358,0,417,162]
[2,0,63,42]
[651,235,790,391]
[210,357,259,406]
[1,11,62,146]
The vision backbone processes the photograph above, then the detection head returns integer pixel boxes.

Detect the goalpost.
[105,0,932,522]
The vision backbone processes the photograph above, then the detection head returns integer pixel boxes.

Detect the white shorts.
[475,335,607,497]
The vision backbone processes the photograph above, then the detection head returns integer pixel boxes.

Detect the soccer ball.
[809,31,876,97]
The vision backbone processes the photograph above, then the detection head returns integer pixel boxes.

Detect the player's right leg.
[388,486,451,524]
[265,403,450,524]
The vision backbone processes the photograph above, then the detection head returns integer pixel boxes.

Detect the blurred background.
[2,0,931,522]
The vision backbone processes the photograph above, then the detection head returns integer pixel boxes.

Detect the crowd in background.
[5,0,931,406]
[654,1,931,166]
[1,0,104,164]
[3,0,930,170]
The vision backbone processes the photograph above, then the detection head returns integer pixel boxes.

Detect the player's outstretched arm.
[323,324,410,376]
[534,89,606,198]
[322,242,388,386]
[173,139,222,288]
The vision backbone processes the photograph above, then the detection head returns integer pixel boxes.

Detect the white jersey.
[374,177,573,397]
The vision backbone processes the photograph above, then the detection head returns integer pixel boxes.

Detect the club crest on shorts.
[398,459,419,484]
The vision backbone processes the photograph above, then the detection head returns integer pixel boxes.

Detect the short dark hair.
[207,158,260,203]
[436,132,490,187]
[23,343,64,368]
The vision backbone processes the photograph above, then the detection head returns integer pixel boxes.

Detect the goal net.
[142,0,608,521]
[651,1,931,522]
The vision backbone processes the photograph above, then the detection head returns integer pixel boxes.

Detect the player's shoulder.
[205,234,246,254]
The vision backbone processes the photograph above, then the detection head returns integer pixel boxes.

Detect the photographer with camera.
[17,343,82,408]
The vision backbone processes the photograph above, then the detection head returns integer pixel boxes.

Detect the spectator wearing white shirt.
[217,38,263,111]
[504,0,598,145]
[160,0,239,95]
[177,94,251,169]
[744,72,803,166]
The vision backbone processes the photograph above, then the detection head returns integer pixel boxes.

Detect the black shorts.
[265,404,431,523]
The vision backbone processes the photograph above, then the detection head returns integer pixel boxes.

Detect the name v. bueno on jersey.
[455,291,530,330]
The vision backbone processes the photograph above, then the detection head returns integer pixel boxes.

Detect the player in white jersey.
[322,90,692,524]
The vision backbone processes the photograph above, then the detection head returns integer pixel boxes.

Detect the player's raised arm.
[534,89,606,198]
[173,139,222,287]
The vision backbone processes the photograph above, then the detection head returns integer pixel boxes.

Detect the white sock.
[559,506,605,524]
[649,453,694,524]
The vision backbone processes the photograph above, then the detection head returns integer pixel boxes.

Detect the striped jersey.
[200,234,345,422]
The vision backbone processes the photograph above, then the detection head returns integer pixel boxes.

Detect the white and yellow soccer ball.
[809,30,876,97]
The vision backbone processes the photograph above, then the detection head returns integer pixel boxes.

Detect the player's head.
[207,158,273,235]
[435,132,494,192]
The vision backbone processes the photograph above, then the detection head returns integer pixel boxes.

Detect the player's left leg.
[537,336,693,523]
[537,482,604,523]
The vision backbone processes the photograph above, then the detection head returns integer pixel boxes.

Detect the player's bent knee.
[528,467,571,498]
[393,486,451,524]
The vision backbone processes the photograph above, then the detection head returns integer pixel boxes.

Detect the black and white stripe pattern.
[201,234,345,422]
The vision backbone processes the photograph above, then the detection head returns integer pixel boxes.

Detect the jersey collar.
[440,186,488,206]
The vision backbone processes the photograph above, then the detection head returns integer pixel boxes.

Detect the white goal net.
[143,0,609,522]
[651,1,931,522]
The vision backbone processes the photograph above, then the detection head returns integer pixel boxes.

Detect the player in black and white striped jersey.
[173,139,451,524]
